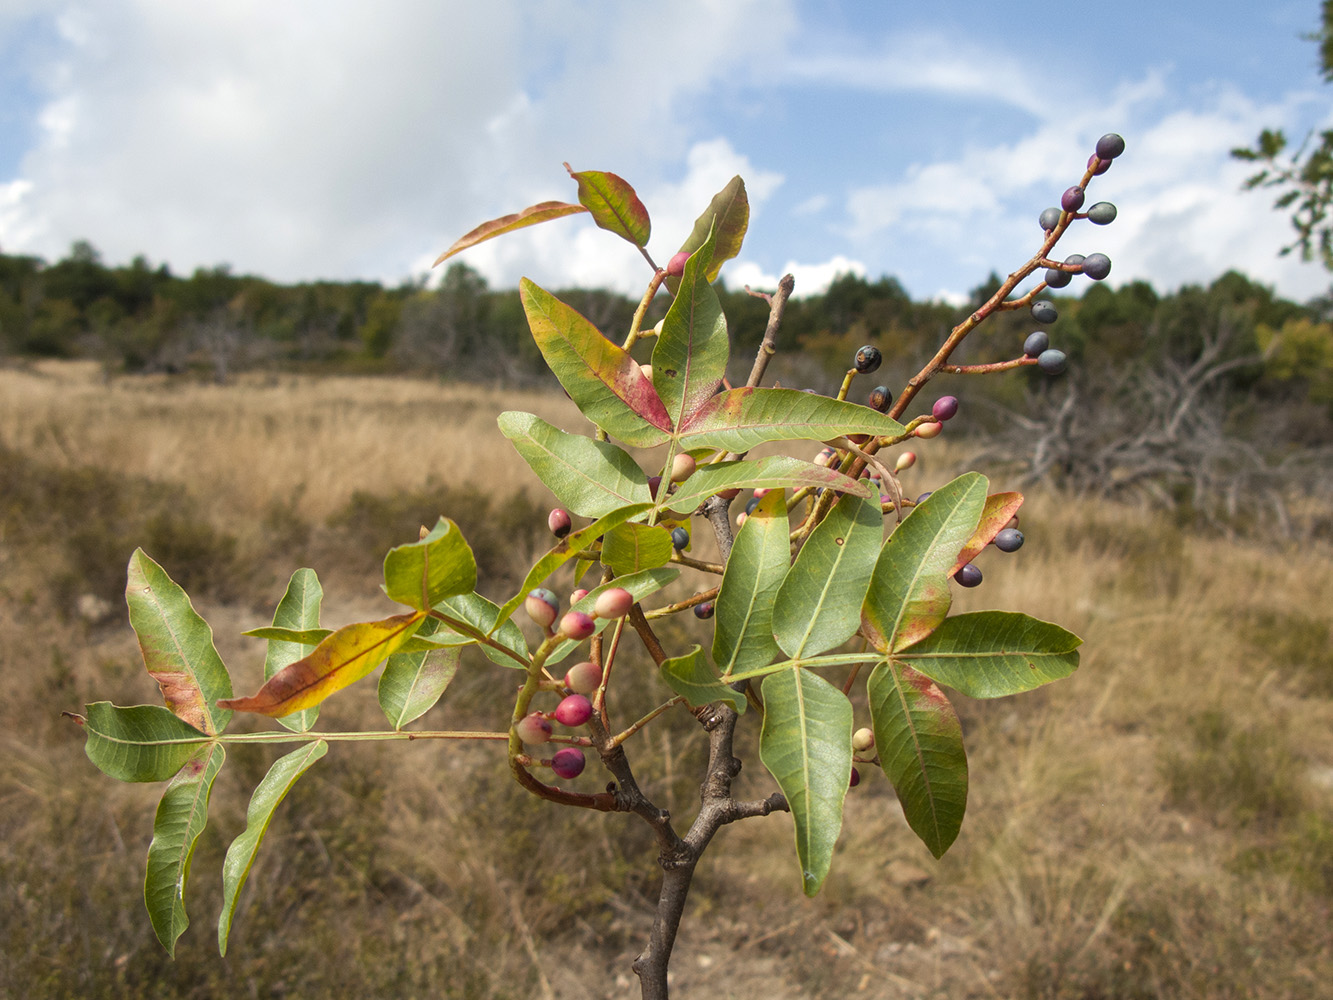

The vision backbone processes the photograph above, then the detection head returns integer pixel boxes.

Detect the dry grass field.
[1,360,1331,999]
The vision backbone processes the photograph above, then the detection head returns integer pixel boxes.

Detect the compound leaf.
[145,743,225,956]
[759,668,853,896]
[867,660,967,858]
[218,740,327,956]
[125,549,233,736]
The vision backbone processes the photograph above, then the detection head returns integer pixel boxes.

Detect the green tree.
[1233,2,1333,268]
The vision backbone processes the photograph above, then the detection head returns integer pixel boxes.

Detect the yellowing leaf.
[218,612,426,717]
[434,202,587,265]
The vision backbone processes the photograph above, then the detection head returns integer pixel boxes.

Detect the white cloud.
[727,254,866,298]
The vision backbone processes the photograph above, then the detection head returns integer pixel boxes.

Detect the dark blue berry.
[915,491,933,505]
[1039,207,1062,231]
[868,385,890,411]
[1037,349,1068,375]
[1031,301,1058,324]
[1065,253,1086,269]
[854,345,882,374]
[671,527,689,550]
[1082,253,1111,280]
[744,496,760,515]
[1044,267,1072,289]
[956,563,983,588]
[1087,202,1117,225]
[994,527,1025,552]
[693,601,715,620]
[1095,133,1125,160]
[1024,331,1049,357]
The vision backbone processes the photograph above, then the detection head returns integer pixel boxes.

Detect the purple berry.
[593,587,633,620]
[1095,133,1125,160]
[551,747,586,779]
[693,601,715,620]
[915,491,933,505]
[854,345,882,374]
[564,660,602,695]
[1024,331,1049,357]
[558,610,596,640]
[868,385,890,412]
[956,563,983,588]
[1088,153,1110,176]
[1061,186,1085,213]
[525,588,560,629]
[1082,253,1111,281]
[547,508,572,539]
[671,526,689,550]
[647,475,661,499]
[849,767,861,789]
[994,527,1025,552]
[515,713,553,745]
[1087,202,1117,225]
[931,396,959,422]
[1037,349,1068,375]
[1031,301,1058,324]
[1039,207,1062,231]
[554,693,593,727]
[1044,267,1072,289]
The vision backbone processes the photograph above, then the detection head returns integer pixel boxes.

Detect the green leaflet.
[677,387,907,452]
[218,741,328,956]
[664,455,869,515]
[759,668,853,896]
[713,489,788,676]
[431,591,530,668]
[81,702,214,783]
[145,743,226,955]
[378,616,461,728]
[263,568,325,733]
[659,645,746,714]
[674,175,748,283]
[652,227,727,431]
[383,516,478,612]
[867,660,967,858]
[520,279,671,445]
[567,165,651,246]
[125,548,233,736]
[863,473,988,653]
[601,522,673,575]
[896,611,1082,699]
[498,411,653,517]
[773,492,883,659]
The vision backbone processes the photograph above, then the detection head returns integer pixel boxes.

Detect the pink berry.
[558,610,596,641]
[914,420,943,439]
[852,727,875,752]
[554,693,593,727]
[551,747,586,779]
[593,587,633,620]
[515,713,553,745]
[670,452,696,483]
[666,250,690,277]
[547,508,572,539]
[895,451,916,472]
[564,660,602,694]
[524,588,559,629]
[569,588,589,604]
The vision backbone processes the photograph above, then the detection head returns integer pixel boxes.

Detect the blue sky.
[1,1,1331,304]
